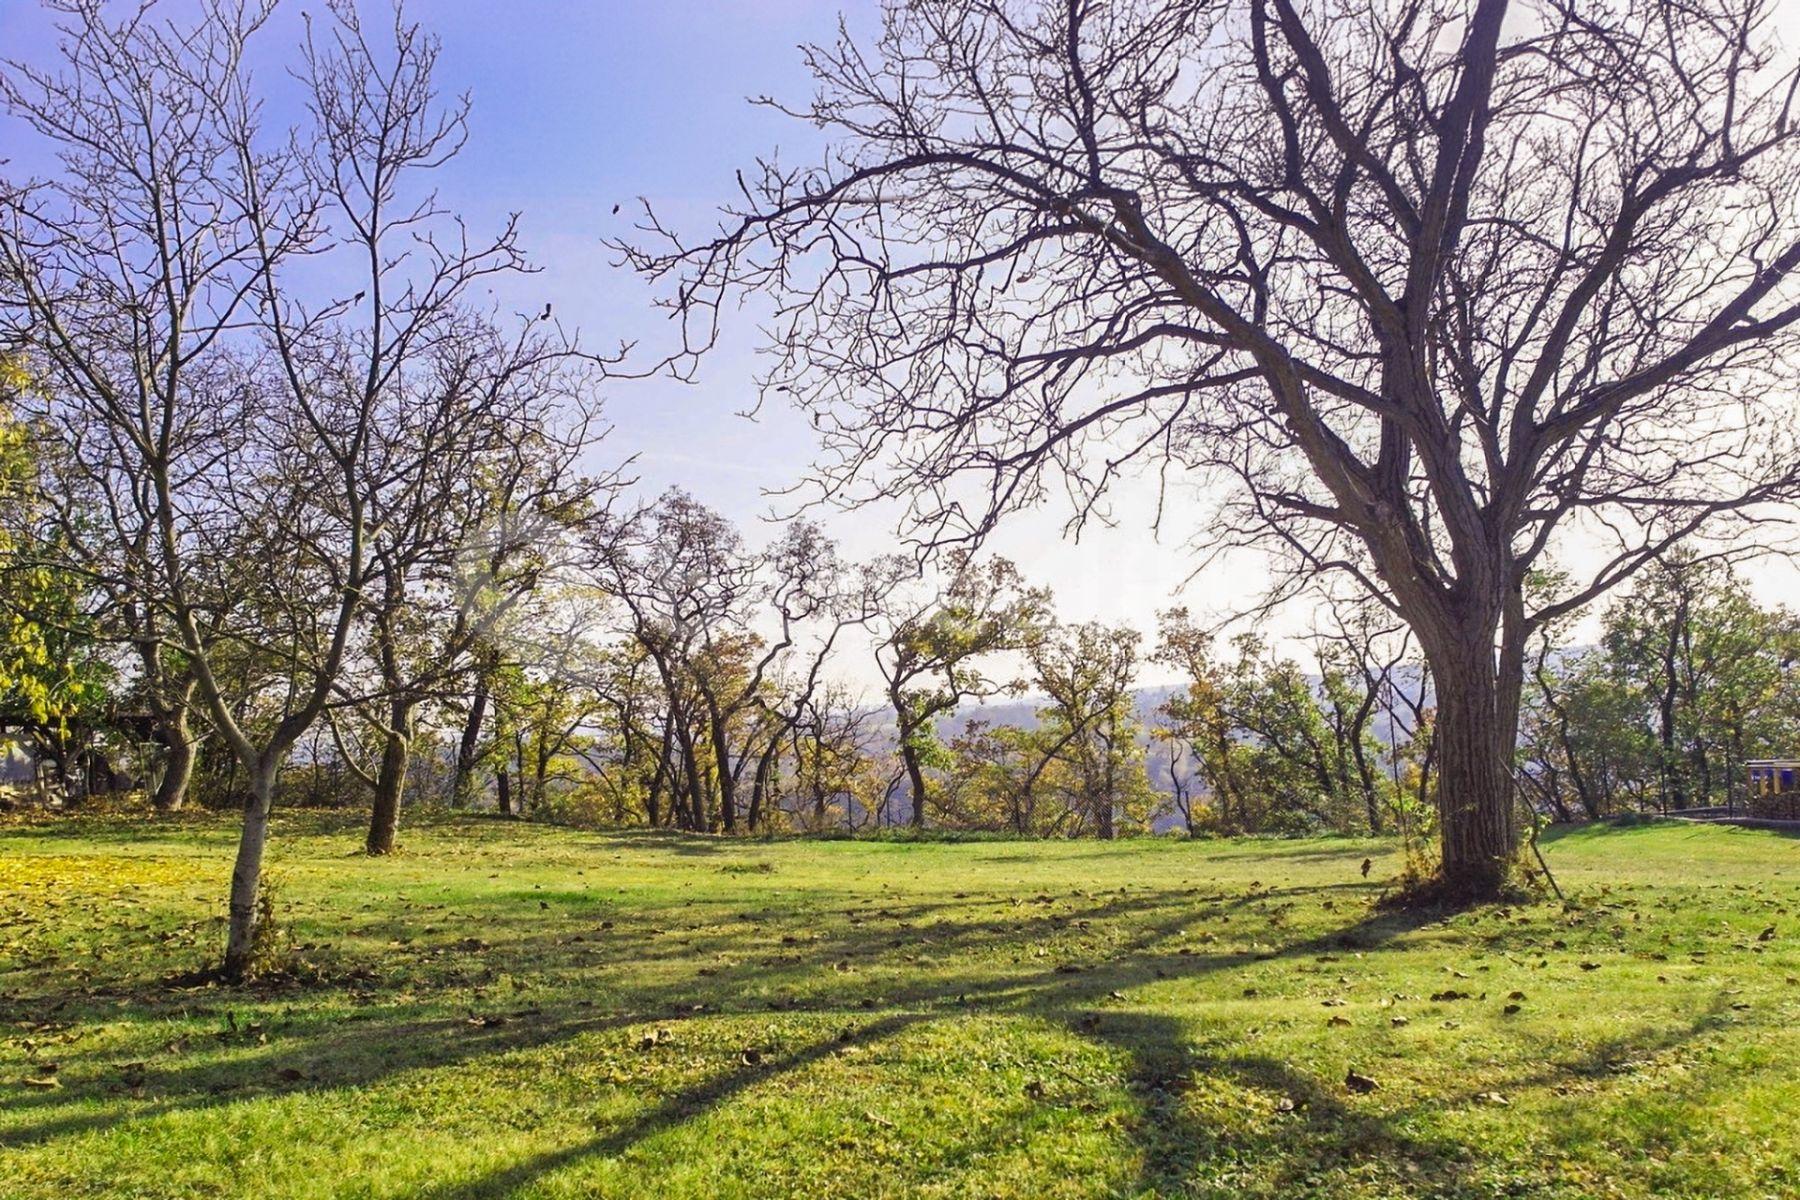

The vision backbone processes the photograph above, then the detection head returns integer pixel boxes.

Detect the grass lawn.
[1,813,1796,1199]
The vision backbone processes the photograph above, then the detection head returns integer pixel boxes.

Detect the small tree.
[1030,621,1150,838]
[868,554,1049,827]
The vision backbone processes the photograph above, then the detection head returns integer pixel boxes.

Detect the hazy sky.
[4,0,1797,689]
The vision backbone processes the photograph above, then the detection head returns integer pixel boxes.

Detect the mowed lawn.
[1,814,1796,1199]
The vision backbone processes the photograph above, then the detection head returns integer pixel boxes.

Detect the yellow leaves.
[0,854,208,900]
[0,356,32,403]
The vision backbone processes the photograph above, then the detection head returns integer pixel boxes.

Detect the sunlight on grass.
[2,814,1796,1198]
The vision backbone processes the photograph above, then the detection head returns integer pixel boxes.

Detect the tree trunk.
[152,709,196,812]
[675,722,707,830]
[902,737,928,829]
[365,697,414,855]
[222,762,277,981]
[647,720,673,827]
[1094,724,1116,840]
[452,675,490,808]
[1423,635,1517,900]
[748,742,772,832]
[1349,724,1382,834]
[706,705,738,833]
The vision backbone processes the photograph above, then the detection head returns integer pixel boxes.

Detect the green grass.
[2,813,1797,1199]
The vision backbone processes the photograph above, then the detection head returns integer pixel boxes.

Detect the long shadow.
[0,832,1758,1197]
[415,1012,923,1200]
[388,892,1651,1198]
[1,873,1439,1153]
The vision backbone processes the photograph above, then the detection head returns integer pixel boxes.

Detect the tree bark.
[365,696,414,855]
[222,762,277,981]
[707,704,738,833]
[452,672,491,809]
[151,710,196,812]
[1422,633,1517,899]
[902,739,929,829]
[646,720,672,827]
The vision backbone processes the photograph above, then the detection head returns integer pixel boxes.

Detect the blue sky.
[0,0,1229,687]
[8,0,1794,690]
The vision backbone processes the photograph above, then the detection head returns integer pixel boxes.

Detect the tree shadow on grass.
[0,842,1752,1199]
[0,886,1435,1153]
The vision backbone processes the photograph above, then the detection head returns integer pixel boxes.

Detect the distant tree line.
[1520,554,1800,820]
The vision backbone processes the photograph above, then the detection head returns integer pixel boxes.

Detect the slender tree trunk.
[748,742,772,832]
[222,761,278,981]
[533,736,551,811]
[647,721,671,827]
[1349,725,1382,834]
[902,737,929,829]
[365,696,414,855]
[889,684,932,830]
[675,722,707,831]
[452,673,491,809]
[702,700,738,833]
[1097,718,1117,840]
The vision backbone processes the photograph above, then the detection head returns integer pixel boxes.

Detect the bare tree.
[0,0,565,972]
[627,0,1800,897]
[326,324,609,855]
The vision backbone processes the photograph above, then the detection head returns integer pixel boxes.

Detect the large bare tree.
[629,0,1800,897]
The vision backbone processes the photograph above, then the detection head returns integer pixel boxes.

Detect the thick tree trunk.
[152,709,196,812]
[1423,636,1517,900]
[222,763,278,981]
